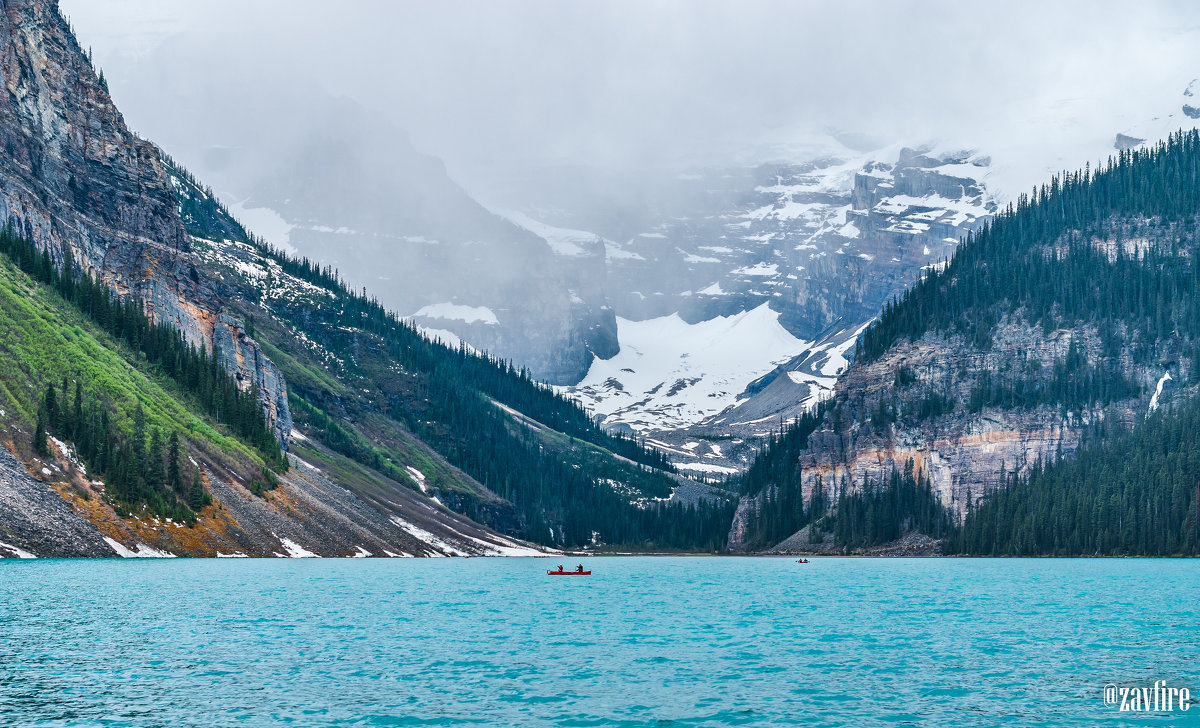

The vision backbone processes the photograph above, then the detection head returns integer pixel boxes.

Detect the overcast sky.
[60,1,1200,187]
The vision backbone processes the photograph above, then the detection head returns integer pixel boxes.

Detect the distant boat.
[547,569,591,575]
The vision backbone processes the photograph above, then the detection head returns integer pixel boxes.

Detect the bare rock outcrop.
[0,0,290,443]
[729,314,1167,551]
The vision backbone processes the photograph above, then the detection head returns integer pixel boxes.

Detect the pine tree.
[167,431,182,494]
[33,405,48,456]
[44,384,58,433]
[188,468,207,511]
[71,380,82,441]
[146,428,166,492]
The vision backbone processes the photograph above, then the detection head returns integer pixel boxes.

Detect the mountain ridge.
[0,0,727,557]
[732,130,1200,554]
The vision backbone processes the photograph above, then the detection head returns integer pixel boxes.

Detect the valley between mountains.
[0,0,726,558]
[3,0,1200,558]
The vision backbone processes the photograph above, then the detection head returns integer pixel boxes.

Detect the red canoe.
[547,570,591,575]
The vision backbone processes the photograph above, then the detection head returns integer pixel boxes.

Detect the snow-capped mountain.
[511,79,1200,473]
[492,142,996,472]
[108,31,1200,475]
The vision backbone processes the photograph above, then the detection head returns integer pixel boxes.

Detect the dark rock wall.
[0,0,290,442]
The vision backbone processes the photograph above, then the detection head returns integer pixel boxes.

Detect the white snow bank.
[102,536,176,558]
[497,209,606,257]
[389,516,465,557]
[819,319,874,377]
[675,462,740,475]
[732,263,779,277]
[565,303,811,432]
[417,326,478,352]
[0,539,35,558]
[405,466,428,493]
[414,303,499,326]
[276,536,319,558]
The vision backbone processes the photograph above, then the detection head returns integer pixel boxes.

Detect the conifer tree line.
[736,405,829,500]
[0,222,285,469]
[734,130,1200,554]
[953,396,1200,555]
[33,375,212,523]
[827,465,951,550]
[961,339,1139,414]
[737,454,948,552]
[861,339,1142,431]
[857,129,1200,365]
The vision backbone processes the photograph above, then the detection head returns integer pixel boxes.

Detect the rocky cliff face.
[0,0,290,442]
[727,222,1192,551]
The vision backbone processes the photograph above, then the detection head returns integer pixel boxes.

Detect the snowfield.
[497,209,607,257]
[413,303,500,326]
[276,536,320,558]
[566,303,811,432]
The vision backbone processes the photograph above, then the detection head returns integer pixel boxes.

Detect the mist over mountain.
[62,0,1200,179]
[0,0,732,559]
[10,9,1200,728]
[56,1,1200,480]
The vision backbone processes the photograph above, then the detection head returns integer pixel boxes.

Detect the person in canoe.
[557,564,564,572]
[575,564,584,573]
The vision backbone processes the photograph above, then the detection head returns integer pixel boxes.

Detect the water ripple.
[0,557,1197,726]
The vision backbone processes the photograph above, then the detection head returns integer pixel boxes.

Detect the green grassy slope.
[0,256,258,466]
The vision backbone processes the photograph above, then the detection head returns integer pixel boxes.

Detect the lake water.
[0,557,1197,727]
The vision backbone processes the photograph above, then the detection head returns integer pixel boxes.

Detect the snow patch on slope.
[566,303,811,432]
[102,536,176,558]
[389,516,466,557]
[406,466,427,493]
[276,536,319,558]
[414,303,499,326]
[0,540,35,558]
[416,326,478,353]
[497,209,605,257]
[675,462,740,475]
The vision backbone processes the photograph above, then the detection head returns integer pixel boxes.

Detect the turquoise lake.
[1,557,1197,727]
